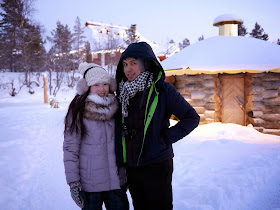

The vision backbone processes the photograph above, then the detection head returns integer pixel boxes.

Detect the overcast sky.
[34,0,280,46]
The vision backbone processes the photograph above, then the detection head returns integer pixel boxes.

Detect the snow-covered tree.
[250,22,269,41]
[163,39,178,56]
[72,16,86,54]
[238,23,248,36]
[179,38,190,50]
[125,24,140,45]
[72,16,86,69]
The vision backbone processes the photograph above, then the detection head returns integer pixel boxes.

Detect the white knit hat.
[76,62,117,95]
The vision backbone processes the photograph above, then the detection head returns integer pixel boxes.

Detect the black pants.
[82,185,129,210]
[127,158,173,210]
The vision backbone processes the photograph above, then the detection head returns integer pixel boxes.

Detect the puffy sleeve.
[164,82,200,144]
[63,123,82,184]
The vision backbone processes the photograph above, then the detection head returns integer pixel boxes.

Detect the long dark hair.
[64,88,90,139]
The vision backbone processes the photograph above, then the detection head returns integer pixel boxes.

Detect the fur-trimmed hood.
[84,93,118,121]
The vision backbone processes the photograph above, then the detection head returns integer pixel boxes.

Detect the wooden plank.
[222,76,245,125]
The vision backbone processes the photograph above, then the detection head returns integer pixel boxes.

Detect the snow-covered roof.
[213,14,243,26]
[161,36,280,76]
[85,21,128,31]
[84,21,167,56]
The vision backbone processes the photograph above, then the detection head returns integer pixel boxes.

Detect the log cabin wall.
[174,74,217,125]
[173,72,280,136]
[247,72,280,136]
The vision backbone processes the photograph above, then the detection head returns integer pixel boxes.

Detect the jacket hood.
[116,42,165,86]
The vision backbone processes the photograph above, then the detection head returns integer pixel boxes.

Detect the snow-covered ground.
[1,72,280,210]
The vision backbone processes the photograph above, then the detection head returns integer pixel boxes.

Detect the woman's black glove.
[69,181,86,208]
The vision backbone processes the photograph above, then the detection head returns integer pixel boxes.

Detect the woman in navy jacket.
[114,42,200,210]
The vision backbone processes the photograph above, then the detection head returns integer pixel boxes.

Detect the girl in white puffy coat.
[63,63,128,210]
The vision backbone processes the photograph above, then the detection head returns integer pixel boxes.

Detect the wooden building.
[84,21,179,75]
[162,15,280,135]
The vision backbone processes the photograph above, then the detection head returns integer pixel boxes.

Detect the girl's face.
[90,83,110,97]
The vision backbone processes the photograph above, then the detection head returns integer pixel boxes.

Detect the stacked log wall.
[174,74,218,124]
[173,72,279,136]
[247,72,280,136]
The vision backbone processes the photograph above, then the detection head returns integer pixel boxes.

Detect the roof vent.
[213,14,243,36]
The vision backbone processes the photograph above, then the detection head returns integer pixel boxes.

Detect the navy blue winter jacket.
[114,42,200,167]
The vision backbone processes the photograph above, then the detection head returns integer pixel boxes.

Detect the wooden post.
[43,73,48,103]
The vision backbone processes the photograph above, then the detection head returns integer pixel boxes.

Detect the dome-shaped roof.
[161,36,280,75]
[213,14,243,26]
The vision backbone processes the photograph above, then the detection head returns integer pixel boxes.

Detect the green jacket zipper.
[136,71,162,166]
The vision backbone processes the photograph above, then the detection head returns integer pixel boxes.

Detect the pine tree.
[0,0,29,71]
[125,24,140,45]
[73,16,86,54]
[21,23,46,87]
[48,21,73,54]
[72,16,86,69]
[164,39,178,56]
[47,21,74,96]
[0,0,45,73]
[169,39,175,44]
[84,41,92,63]
[179,38,190,50]
[249,22,269,41]
[238,23,248,36]
[25,24,46,72]
[198,35,204,41]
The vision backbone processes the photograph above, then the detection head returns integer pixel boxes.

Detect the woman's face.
[90,83,110,97]
[123,57,141,81]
